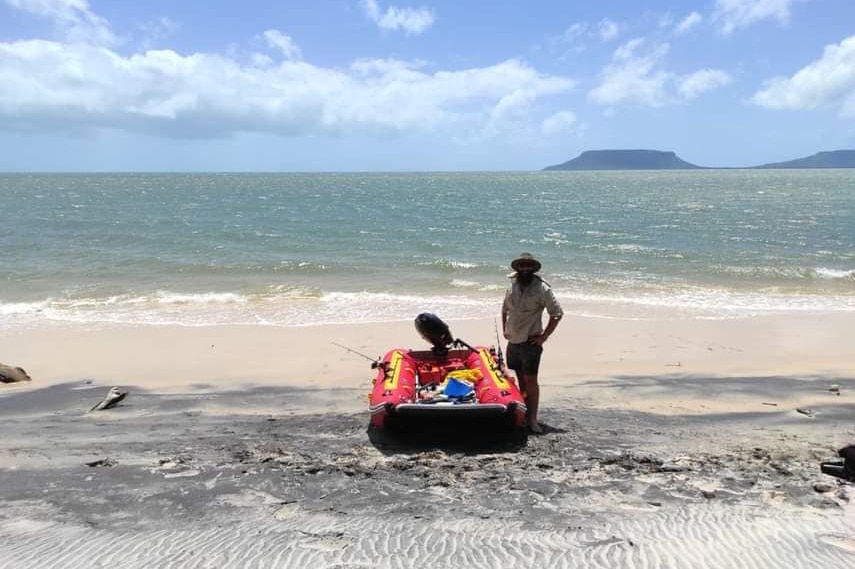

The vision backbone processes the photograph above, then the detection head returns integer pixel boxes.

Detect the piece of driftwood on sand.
[0,363,31,384]
[89,387,128,412]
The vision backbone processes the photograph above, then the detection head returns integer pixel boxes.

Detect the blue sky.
[0,0,854,171]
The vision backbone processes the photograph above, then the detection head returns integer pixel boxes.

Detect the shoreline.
[4,311,854,383]
[2,310,854,567]
[3,311,854,413]
[3,286,854,330]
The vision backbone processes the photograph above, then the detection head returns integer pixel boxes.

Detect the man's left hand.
[529,334,548,346]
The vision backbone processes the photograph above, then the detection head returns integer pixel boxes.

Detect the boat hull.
[369,347,526,429]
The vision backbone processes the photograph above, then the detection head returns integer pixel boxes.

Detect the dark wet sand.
[1,381,853,568]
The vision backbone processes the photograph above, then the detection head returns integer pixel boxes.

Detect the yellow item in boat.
[445,369,482,383]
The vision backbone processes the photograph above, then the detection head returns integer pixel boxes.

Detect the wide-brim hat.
[510,252,542,272]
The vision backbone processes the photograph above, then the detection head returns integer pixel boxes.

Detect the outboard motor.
[415,313,453,353]
[415,313,476,356]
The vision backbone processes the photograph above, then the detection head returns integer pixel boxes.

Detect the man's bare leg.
[522,374,542,433]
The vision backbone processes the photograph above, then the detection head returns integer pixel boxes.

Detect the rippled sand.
[1,380,853,568]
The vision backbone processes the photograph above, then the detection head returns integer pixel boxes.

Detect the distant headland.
[543,149,855,171]
[544,150,701,171]
[751,150,855,169]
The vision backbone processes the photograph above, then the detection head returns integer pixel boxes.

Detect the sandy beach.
[1,311,853,568]
[3,0,855,564]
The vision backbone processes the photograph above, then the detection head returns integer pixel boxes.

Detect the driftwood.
[0,363,31,384]
[85,458,118,468]
[89,387,127,412]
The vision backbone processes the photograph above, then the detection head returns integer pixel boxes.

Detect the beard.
[517,272,536,285]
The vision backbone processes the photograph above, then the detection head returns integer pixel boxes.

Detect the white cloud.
[561,22,588,44]
[675,11,703,35]
[678,68,732,99]
[590,39,731,107]
[0,0,575,142]
[713,0,796,34]
[138,17,180,50]
[0,40,573,138]
[547,22,589,57]
[598,18,621,42]
[613,37,646,61]
[485,89,537,132]
[250,52,274,68]
[550,19,622,56]
[751,34,855,116]
[2,0,116,45]
[589,39,672,107]
[540,110,577,135]
[263,30,301,60]
[362,0,434,35]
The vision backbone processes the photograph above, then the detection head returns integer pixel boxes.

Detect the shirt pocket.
[519,294,543,313]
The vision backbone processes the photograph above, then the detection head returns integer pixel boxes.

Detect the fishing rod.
[493,317,505,369]
[331,342,382,369]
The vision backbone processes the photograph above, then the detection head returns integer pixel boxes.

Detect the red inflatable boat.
[368,314,527,429]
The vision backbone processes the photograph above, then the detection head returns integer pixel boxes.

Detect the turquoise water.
[1,170,853,327]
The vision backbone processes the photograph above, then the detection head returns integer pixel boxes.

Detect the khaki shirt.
[502,278,563,343]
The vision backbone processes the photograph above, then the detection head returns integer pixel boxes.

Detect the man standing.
[502,253,563,433]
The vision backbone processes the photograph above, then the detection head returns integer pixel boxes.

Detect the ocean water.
[1,170,853,328]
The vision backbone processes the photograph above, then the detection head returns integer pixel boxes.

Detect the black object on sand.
[85,458,118,467]
[820,444,855,482]
[0,363,31,384]
[89,387,128,412]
